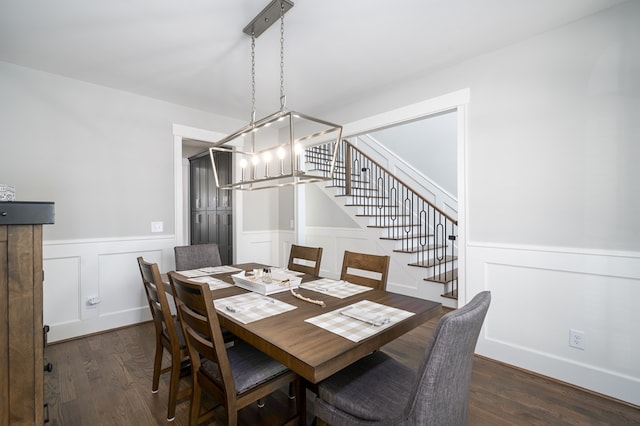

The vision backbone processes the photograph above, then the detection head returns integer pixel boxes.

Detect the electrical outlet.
[569,329,585,350]
[87,296,101,309]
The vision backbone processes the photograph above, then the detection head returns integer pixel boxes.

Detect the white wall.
[320,1,640,405]
[370,110,458,197]
[0,61,244,341]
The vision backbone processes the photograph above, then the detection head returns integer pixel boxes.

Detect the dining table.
[166,262,442,385]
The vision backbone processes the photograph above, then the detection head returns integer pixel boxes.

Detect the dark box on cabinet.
[0,201,55,225]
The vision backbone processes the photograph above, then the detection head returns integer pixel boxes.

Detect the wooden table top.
[168,262,441,384]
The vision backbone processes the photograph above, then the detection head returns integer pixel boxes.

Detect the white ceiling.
[0,0,624,122]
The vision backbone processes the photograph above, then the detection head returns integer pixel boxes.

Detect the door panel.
[189,151,233,264]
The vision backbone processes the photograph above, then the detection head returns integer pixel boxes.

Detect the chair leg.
[227,407,238,426]
[190,382,201,426]
[151,339,163,393]
[295,378,306,426]
[166,354,182,421]
[288,382,296,399]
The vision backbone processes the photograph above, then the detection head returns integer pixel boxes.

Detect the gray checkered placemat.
[189,276,233,291]
[199,265,243,275]
[300,278,373,299]
[214,292,297,324]
[178,269,211,278]
[178,265,242,278]
[305,300,415,342]
[272,267,305,276]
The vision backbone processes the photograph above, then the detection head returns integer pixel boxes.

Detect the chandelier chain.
[251,33,256,124]
[279,1,286,110]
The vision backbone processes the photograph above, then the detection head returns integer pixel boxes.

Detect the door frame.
[339,88,470,304]
[172,125,227,247]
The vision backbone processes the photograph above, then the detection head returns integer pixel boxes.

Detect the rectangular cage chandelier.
[209,0,342,191]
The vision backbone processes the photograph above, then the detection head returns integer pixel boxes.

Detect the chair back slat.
[288,244,323,276]
[340,250,390,290]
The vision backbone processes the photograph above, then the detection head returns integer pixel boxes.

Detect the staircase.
[305,139,458,301]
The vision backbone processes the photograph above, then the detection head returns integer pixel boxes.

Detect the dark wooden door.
[189,151,233,265]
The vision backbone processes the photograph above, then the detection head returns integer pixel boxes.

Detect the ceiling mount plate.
[243,0,294,38]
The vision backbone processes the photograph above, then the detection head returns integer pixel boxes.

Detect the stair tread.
[393,244,447,253]
[367,224,421,229]
[334,194,386,199]
[441,289,458,300]
[423,268,458,284]
[322,179,377,184]
[345,204,399,207]
[380,234,442,241]
[306,154,341,160]
[330,187,379,192]
[356,214,410,217]
[380,234,435,241]
[408,256,457,267]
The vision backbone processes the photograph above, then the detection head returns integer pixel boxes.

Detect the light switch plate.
[151,221,163,233]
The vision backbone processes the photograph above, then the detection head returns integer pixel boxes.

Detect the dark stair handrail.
[306,139,459,299]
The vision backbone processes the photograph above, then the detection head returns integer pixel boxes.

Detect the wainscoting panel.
[234,231,279,266]
[466,243,640,406]
[43,236,177,343]
[305,227,369,280]
[99,251,157,316]
[43,256,81,326]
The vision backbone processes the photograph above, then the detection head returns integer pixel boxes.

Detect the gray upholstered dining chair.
[174,243,222,271]
[314,291,491,426]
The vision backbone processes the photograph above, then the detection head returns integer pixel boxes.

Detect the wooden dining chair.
[137,257,191,422]
[287,244,323,276]
[174,243,223,271]
[168,271,303,426]
[340,250,390,290]
[314,291,491,426]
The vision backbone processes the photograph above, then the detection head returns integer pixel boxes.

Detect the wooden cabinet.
[0,201,54,425]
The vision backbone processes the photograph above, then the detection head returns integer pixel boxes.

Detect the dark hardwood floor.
[44,310,640,425]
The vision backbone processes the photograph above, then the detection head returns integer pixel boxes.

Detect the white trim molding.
[467,242,640,406]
